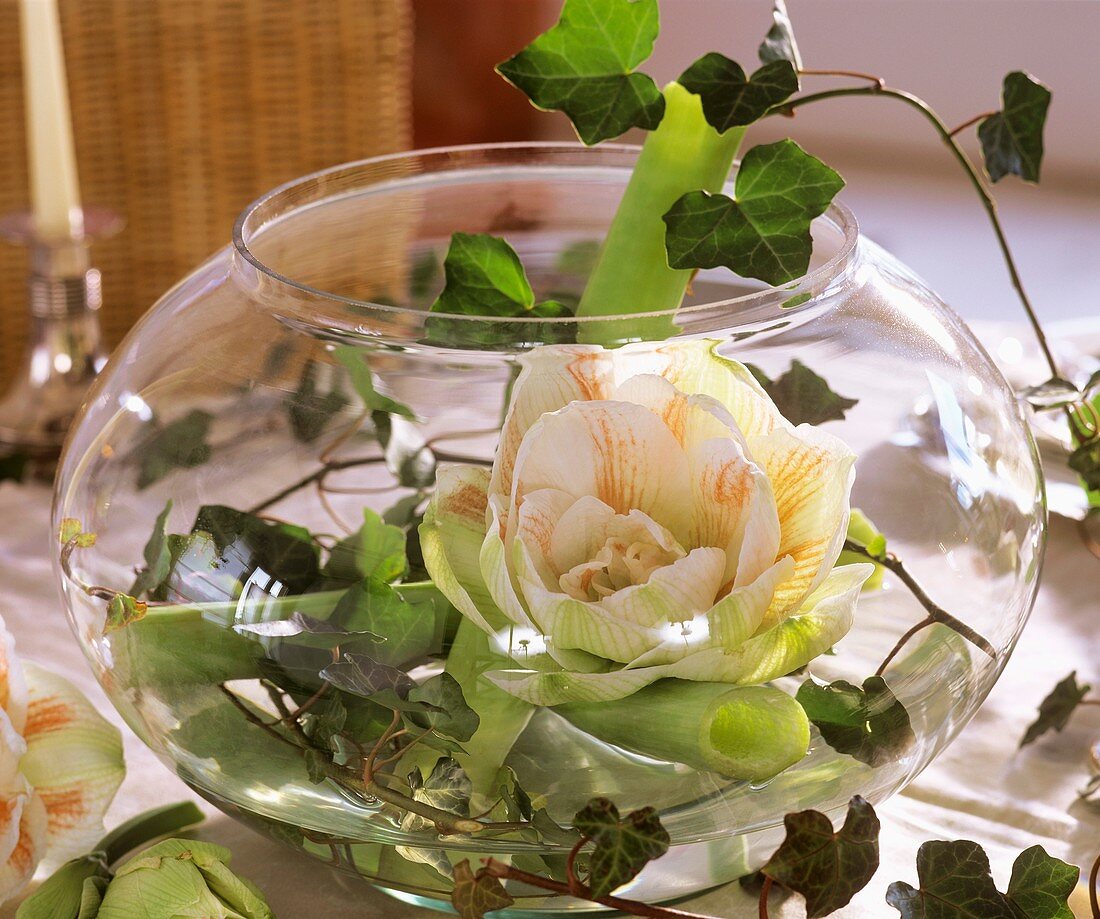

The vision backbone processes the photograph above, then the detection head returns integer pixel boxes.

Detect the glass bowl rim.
[231,142,861,333]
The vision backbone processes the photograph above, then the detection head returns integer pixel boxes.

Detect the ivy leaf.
[130,500,174,598]
[136,409,214,490]
[573,798,670,899]
[1020,671,1092,747]
[285,361,349,444]
[408,672,481,742]
[498,767,535,824]
[372,411,436,489]
[748,359,858,425]
[59,518,97,548]
[451,860,515,919]
[1068,439,1100,492]
[762,795,880,918]
[320,651,417,702]
[887,840,1016,918]
[978,72,1052,183]
[759,0,803,71]
[796,677,915,767]
[330,579,437,667]
[190,505,321,596]
[233,612,382,650]
[323,508,408,584]
[104,593,149,634]
[426,233,575,349]
[496,0,665,145]
[678,55,798,133]
[410,251,443,301]
[304,695,347,749]
[333,346,417,421]
[663,140,845,285]
[1004,845,1079,919]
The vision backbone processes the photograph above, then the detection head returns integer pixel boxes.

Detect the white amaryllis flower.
[0,615,124,903]
[422,340,872,707]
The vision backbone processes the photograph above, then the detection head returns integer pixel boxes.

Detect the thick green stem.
[556,681,809,782]
[577,82,745,345]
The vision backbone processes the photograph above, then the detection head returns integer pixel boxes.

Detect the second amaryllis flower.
[423,339,872,702]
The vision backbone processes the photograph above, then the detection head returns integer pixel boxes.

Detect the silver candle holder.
[0,207,121,477]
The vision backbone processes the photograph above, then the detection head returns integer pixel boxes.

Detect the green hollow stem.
[577,82,746,345]
[96,801,206,865]
[555,681,810,782]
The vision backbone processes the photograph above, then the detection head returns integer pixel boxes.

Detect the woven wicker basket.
[0,0,411,387]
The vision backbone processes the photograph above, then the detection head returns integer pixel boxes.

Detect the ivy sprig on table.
[452,795,1086,919]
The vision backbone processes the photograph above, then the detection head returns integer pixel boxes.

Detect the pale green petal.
[518,577,656,664]
[748,423,856,626]
[663,563,873,685]
[625,556,793,669]
[491,346,615,501]
[485,666,660,706]
[481,495,536,629]
[420,465,505,634]
[20,663,124,862]
[510,400,694,546]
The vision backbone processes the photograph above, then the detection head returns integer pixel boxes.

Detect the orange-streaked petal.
[491,346,615,501]
[0,617,27,736]
[19,664,124,863]
[0,790,47,902]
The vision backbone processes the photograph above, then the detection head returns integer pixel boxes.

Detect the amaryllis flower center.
[559,534,686,602]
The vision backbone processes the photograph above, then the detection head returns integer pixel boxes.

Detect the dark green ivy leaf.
[330,579,437,667]
[1004,845,1079,919]
[1068,439,1100,492]
[320,651,417,702]
[1020,671,1092,748]
[496,0,665,145]
[663,140,845,285]
[136,409,214,490]
[978,72,1051,183]
[333,346,417,420]
[408,672,481,742]
[678,55,798,133]
[762,795,880,918]
[451,859,515,919]
[748,359,858,425]
[796,677,915,767]
[130,500,173,598]
[887,840,1016,918]
[426,233,575,349]
[285,361,350,444]
[573,798,670,899]
[759,0,803,71]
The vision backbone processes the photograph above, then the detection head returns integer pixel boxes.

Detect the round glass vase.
[54,144,1044,916]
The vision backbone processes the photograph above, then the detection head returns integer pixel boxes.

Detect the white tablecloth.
[1,400,1097,918]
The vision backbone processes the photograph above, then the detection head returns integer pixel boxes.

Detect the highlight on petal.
[491,346,614,500]
[420,465,506,635]
[482,496,538,630]
[0,617,27,736]
[748,423,856,626]
[18,663,125,862]
[510,400,694,545]
[614,373,741,452]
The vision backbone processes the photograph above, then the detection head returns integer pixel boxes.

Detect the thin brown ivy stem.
[286,682,329,723]
[1090,850,1100,919]
[758,876,773,919]
[566,836,588,898]
[946,110,998,137]
[246,454,387,514]
[842,539,997,668]
[799,68,885,89]
[769,84,1061,380]
[316,478,354,534]
[483,859,713,918]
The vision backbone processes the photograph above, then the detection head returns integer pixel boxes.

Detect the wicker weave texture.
[0,0,411,386]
